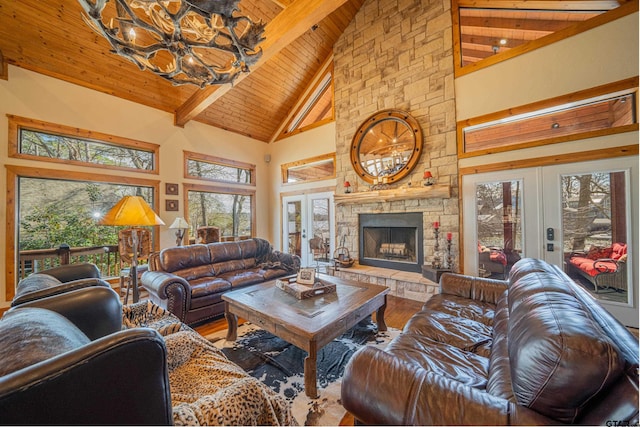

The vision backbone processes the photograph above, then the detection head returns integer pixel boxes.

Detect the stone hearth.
[327,264,438,303]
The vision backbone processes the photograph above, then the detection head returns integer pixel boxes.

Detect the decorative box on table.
[275,278,336,300]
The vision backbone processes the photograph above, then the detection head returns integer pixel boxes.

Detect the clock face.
[351,109,423,184]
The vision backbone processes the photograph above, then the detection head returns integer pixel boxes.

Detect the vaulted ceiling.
[0,0,363,143]
[0,1,623,143]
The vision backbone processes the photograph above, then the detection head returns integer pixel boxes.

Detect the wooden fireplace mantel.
[334,184,451,205]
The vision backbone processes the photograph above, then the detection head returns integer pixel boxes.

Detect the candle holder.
[446,233,453,270]
[432,224,442,269]
[423,170,436,186]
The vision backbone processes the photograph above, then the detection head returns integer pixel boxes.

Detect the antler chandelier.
[78,0,265,87]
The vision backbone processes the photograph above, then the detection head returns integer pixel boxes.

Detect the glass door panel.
[464,156,637,326]
[284,199,302,258]
[475,180,524,279]
[543,158,637,326]
[282,192,334,269]
[309,197,331,264]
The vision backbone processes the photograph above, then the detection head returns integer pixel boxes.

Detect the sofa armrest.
[440,272,508,305]
[0,328,173,425]
[342,346,552,426]
[11,277,111,307]
[141,270,191,321]
[9,287,123,340]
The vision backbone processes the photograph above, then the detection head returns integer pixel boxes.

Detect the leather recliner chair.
[0,286,173,425]
[11,262,111,307]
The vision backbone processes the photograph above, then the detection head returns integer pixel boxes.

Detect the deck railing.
[18,244,121,280]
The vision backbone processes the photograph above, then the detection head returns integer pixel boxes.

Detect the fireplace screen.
[359,212,423,272]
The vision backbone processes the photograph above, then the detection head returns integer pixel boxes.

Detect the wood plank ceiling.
[0,0,363,143]
[0,0,625,143]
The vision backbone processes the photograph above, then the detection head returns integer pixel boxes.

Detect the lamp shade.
[169,217,189,229]
[100,196,165,226]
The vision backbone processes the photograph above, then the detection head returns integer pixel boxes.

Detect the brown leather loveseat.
[141,238,300,325]
[341,258,639,425]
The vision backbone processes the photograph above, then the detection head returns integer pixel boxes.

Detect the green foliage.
[20,203,118,250]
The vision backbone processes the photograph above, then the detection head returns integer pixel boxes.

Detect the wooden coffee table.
[222,273,389,398]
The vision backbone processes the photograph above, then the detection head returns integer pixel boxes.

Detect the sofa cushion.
[569,257,619,277]
[15,273,62,298]
[208,238,272,264]
[160,244,212,273]
[508,290,624,423]
[385,333,490,389]
[422,294,496,326]
[0,308,90,376]
[190,277,232,298]
[213,258,257,276]
[218,269,265,288]
[172,264,217,282]
[403,309,493,357]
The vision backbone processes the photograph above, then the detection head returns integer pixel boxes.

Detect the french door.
[463,157,638,327]
[282,192,335,268]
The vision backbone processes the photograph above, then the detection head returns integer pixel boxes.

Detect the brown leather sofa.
[341,258,639,425]
[141,238,300,325]
[0,286,173,425]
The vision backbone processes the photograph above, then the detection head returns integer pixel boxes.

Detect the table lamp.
[100,195,165,303]
[169,217,190,246]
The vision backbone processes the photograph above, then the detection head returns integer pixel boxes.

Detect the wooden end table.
[222,274,388,398]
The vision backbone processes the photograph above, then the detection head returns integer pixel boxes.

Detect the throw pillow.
[586,245,612,260]
[0,308,89,376]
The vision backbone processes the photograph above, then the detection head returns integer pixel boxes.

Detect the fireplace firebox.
[359,212,423,273]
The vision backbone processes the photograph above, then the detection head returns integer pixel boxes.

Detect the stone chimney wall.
[333,0,459,271]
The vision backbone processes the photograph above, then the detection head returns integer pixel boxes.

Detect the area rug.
[206,319,399,426]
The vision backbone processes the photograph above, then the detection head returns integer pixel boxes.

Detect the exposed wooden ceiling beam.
[455,1,620,10]
[0,50,7,81]
[174,0,350,128]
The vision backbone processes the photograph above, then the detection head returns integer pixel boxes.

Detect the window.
[457,78,639,157]
[275,59,334,141]
[185,184,255,241]
[281,153,336,184]
[184,150,255,186]
[183,151,256,242]
[8,115,159,173]
[6,165,161,297]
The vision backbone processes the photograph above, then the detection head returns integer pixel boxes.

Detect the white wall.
[455,12,639,168]
[0,66,272,307]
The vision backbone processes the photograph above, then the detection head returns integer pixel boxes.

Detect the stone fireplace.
[329,0,459,302]
[359,212,423,273]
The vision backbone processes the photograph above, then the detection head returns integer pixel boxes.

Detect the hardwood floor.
[192,294,424,427]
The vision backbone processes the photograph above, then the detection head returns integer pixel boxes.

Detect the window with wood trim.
[452,1,633,76]
[184,183,255,243]
[457,77,639,157]
[281,153,336,184]
[275,62,334,141]
[8,115,159,173]
[5,165,161,296]
[184,150,255,186]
